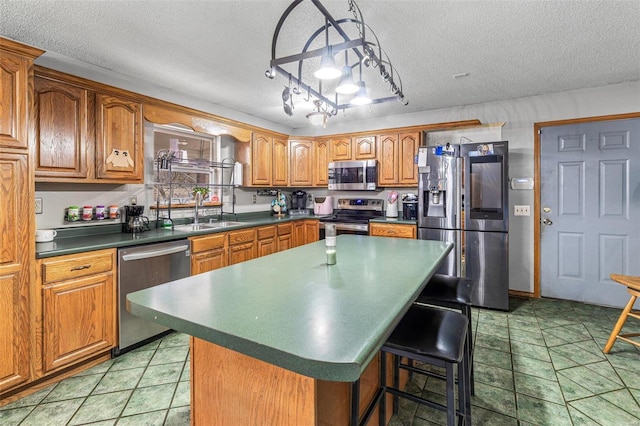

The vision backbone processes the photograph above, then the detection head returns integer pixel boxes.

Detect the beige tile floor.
[1,297,639,425]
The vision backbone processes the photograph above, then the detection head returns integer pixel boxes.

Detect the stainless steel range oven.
[318,198,384,238]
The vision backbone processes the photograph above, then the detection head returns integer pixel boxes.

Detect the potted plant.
[192,186,209,203]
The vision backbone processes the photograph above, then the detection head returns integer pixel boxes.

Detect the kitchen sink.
[206,221,245,228]
[172,221,245,232]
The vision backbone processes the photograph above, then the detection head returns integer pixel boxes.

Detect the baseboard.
[509,289,535,298]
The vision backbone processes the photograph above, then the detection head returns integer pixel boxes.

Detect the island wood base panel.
[191,337,401,425]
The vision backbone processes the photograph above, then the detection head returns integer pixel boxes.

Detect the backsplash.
[34,183,415,230]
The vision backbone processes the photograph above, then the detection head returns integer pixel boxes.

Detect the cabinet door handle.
[70,265,91,271]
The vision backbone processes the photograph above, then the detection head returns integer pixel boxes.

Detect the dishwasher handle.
[121,244,190,261]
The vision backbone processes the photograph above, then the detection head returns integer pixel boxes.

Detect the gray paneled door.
[540,118,640,307]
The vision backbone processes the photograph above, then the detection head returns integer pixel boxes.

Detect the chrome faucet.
[194,191,203,225]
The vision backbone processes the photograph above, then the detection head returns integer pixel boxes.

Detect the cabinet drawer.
[40,249,115,285]
[228,228,256,245]
[257,226,276,240]
[191,233,227,253]
[277,223,293,235]
[369,223,416,239]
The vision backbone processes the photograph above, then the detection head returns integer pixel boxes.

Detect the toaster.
[313,196,334,215]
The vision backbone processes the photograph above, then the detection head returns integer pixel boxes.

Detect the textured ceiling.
[1,0,639,133]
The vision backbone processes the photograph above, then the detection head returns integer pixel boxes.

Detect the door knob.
[542,218,553,225]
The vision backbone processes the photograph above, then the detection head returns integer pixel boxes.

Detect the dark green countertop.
[127,235,452,382]
[35,212,416,258]
[35,213,323,258]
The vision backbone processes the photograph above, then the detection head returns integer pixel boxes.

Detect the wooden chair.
[603,274,640,353]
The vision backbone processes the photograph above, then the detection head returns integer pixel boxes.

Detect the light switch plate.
[514,205,530,216]
[35,197,43,214]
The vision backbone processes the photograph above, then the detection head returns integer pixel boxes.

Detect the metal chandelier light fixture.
[265,0,408,126]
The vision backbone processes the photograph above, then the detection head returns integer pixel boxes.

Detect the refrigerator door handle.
[455,156,463,230]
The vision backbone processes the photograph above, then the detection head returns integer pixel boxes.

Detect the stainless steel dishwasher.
[115,239,191,355]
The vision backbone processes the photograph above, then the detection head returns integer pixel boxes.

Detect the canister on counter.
[82,205,93,221]
[67,206,79,221]
[95,205,105,220]
[109,205,119,219]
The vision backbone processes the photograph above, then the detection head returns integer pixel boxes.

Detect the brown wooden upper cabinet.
[33,68,144,183]
[289,139,331,187]
[313,140,329,186]
[289,140,313,187]
[378,132,420,187]
[0,48,31,149]
[34,76,90,179]
[330,137,352,161]
[272,137,288,186]
[95,94,144,182]
[329,135,377,162]
[353,135,377,159]
[236,132,288,187]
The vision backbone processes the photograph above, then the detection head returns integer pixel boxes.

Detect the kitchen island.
[127,235,452,425]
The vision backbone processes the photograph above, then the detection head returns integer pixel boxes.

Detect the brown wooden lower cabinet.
[228,228,257,265]
[0,270,31,394]
[256,225,277,257]
[369,222,417,239]
[38,249,117,375]
[303,220,319,244]
[190,220,319,274]
[191,337,406,425]
[292,221,305,248]
[190,233,228,275]
[277,223,293,251]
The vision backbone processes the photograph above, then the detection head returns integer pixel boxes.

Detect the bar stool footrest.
[399,362,463,385]
[385,386,462,417]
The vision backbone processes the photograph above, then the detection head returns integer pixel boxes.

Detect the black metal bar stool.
[380,304,471,426]
[415,273,475,394]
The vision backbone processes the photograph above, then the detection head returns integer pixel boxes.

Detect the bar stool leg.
[445,363,455,426]
[393,354,400,414]
[460,334,472,425]
[379,352,387,426]
[604,294,637,353]
[462,303,474,395]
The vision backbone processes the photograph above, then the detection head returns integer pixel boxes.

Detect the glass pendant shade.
[350,81,372,105]
[306,111,327,126]
[335,66,359,94]
[306,100,329,126]
[314,53,342,80]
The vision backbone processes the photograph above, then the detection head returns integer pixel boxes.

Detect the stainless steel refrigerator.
[418,141,509,310]
[417,144,462,277]
[461,141,509,310]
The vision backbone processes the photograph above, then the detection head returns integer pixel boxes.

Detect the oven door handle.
[121,244,190,261]
[321,222,369,232]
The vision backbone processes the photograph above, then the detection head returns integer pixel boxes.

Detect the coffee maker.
[401,193,418,220]
[123,205,150,233]
[290,190,309,216]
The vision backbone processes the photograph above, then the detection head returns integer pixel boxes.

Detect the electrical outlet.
[252,194,257,204]
[35,197,43,214]
[514,205,530,216]
[130,196,137,205]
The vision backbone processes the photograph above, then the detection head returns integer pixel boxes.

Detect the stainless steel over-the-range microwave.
[328,160,378,191]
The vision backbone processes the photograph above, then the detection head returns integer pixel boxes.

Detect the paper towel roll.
[233,162,243,186]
